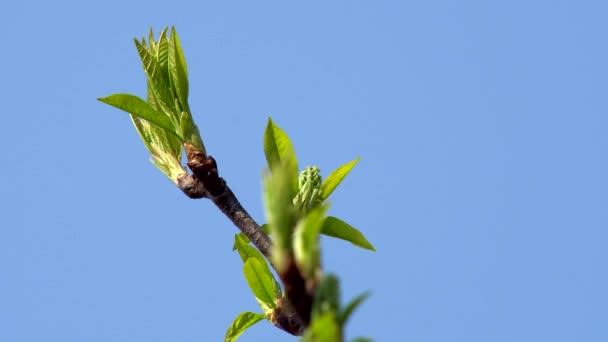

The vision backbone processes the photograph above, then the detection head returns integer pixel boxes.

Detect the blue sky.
[1,1,607,341]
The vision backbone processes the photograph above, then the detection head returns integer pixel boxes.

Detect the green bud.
[293,166,323,216]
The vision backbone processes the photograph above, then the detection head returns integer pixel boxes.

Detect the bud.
[293,166,323,216]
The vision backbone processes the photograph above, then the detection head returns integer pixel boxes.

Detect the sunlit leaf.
[243,258,278,313]
[169,27,190,113]
[294,204,328,279]
[263,118,298,193]
[320,157,360,201]
[98,94,181,140]
[224,312,265,342]
[321,216,375,251]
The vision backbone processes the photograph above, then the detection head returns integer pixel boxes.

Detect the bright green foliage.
[320,158,360,201]
[243,258,279,314]
[264,118,299,194]
[263,164,297,272]
[224,312,266,342]
[301,312,340,342]
[321,217,376,251]
[98,27,204,183]
[293,204,329,280]
[233,234,282,300]
[229,234,285,341]
[102,28,375,341]
[98,94,179,137]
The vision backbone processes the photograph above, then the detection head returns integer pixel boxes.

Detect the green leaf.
[263,118,298,193]
[312,274,340,321]
[243,258,278,313]
[263,165,297,272]
[98,94,182,140]
[320,157,360,201]
[338,291,370,326]
[224,312,265,342]
[294,204,328,279]
[321,216,375,251]
[351,338,374,342]
[233,234,267,265]
[134,36,178,125]
[233,234,282,297]
[301,312,340,342]
[169,27,190,113]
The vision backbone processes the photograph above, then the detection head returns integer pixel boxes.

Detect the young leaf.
[243,258,278,313]
[263,165,297,271]
[234,234,282,297]
[169,27,190,113]
[338,291,370,326]
[320,157,360,201]
[233,234,267,266]
[312,274,340,321]
[224,312,265,342]
[301,312,340,342]
[321,216,375,251]
[98,94,181,140]
[263,118,298,193]
[293,204,328,280]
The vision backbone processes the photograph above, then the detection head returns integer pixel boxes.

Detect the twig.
[178,144,307,335]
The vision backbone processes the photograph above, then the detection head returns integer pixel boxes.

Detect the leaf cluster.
[98,27,204,183]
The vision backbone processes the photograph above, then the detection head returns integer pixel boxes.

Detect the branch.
[177,144,306,335]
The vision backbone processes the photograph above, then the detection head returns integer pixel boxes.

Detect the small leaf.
[169,27,190,113]
[98,94,182,140]
[321,216,375,251]
[301,312,340,342]
[224,312,265,342]
[233,234,267,265]
[134,35,178,124]
[263,118,298,193]
[233,235,282,297]
[294,204,328,279]
[339,291,370,325]
[351,338,374,342]
[263,165,297,272]
[243,258,278,313]
[320,157,360,201]
[312,274,340,321]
